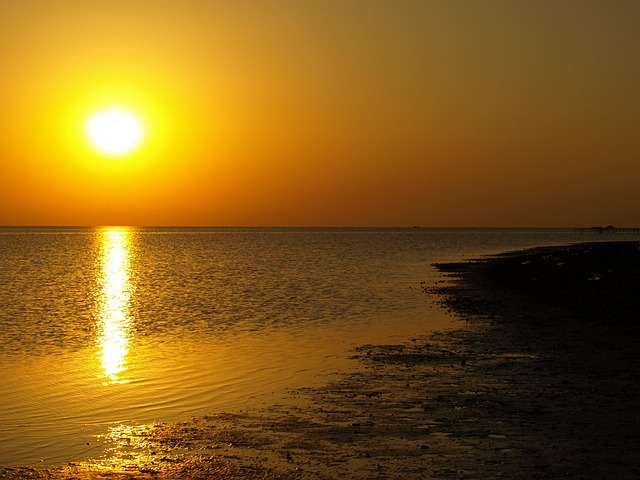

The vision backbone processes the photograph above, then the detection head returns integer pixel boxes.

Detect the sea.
[0,227,636,466]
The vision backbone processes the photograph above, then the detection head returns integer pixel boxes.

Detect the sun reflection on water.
[97,227,134,386]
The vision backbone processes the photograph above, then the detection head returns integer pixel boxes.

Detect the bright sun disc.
[86,109,144,156]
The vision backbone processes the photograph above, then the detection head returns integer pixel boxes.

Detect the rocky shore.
[3,241,640,479]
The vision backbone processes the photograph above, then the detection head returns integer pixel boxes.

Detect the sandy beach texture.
[3,241,640,479]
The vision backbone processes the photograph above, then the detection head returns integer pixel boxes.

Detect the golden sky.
[1,1,638,227]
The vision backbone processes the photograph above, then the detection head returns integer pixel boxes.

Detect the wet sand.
[3,241,640,479]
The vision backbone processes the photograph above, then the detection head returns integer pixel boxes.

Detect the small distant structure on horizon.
[576,225,640,234]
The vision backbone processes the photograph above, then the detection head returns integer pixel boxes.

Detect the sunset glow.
[3,2,640,475]
[86,109,144,156]
[0,1,638,227]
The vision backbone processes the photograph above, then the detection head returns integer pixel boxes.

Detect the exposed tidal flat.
[2,229,640,478]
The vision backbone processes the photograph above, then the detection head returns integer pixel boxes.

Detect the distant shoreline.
[436,240,640,326]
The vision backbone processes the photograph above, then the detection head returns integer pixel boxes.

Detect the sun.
[86,108,144,156]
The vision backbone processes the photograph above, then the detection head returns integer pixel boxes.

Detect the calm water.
[0,227,634,466]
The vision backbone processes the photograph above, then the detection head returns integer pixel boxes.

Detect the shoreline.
[3,241,640,479]
[430,240,640,478]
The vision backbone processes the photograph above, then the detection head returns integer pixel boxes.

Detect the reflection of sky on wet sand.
[97,227,134,386]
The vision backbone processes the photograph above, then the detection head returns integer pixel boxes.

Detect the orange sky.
[1,1,638,227]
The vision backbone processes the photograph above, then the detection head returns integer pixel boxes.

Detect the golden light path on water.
[92,227,165,467]
[97,227,133,386]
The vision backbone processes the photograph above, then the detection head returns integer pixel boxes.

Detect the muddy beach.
[3,241,640,479]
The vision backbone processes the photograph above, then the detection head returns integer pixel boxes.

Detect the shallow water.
[0,227,635,466]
